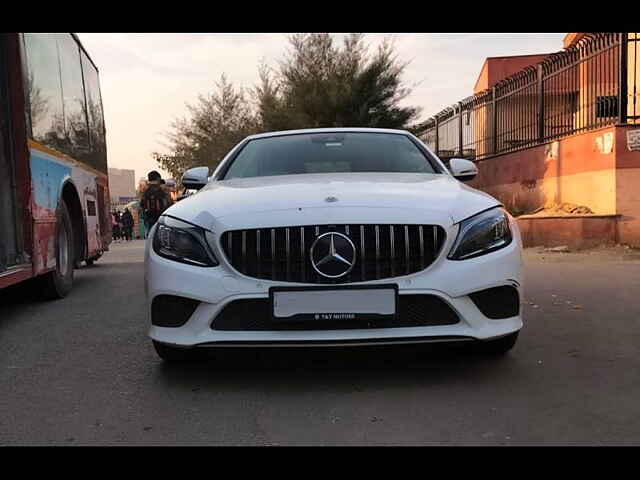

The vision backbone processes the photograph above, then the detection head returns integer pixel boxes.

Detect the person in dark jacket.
[141,170,171,230]
[112,210,121,242]
[121,208,134,241]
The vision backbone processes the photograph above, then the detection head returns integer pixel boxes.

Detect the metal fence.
[417,33,639,162]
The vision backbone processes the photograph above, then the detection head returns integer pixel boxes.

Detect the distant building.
[473,53,552,94]
[108,168,136,208]
[470,34,591,94]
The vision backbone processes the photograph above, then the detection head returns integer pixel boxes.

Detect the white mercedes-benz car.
[145,128,523,362]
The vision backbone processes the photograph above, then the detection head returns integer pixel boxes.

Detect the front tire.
[40,202,75,300]
[152,340,198,363]
[476,332,519,355]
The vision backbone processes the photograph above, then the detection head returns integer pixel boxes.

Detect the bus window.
[23,33,65,148]
[57,34,90,162]
[0,39,19,269]
[80,51,107,173]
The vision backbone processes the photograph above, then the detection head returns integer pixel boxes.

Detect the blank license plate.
[270,286,397,322]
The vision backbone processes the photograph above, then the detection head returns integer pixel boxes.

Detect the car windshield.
[222,132,440,180]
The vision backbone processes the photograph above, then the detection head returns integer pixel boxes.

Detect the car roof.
[246,127,411,140]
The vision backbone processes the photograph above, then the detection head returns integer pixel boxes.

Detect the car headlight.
[153,216,218,267]
[448,207,512,260]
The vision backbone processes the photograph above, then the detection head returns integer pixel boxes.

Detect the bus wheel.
[41,202,75,299]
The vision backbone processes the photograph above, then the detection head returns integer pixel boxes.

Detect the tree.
[154,34,423,180]
[153,75,259,181]
[27,73,48,129]
[255,33,421,131]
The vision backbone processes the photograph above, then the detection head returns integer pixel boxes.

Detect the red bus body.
[0,33,111,291]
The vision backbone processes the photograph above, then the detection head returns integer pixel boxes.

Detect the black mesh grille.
[211,295,459,331]
[220,224,446,284]
[469,286,520,319]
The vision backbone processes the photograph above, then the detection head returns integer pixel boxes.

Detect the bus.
[0,33,111,299]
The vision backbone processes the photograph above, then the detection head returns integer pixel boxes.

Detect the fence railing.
[416,33,639,162]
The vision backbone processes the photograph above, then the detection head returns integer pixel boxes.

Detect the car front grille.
[219,224,446,284]
[211,295,460,331]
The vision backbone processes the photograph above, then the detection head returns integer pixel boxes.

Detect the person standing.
[112,210,120,242]
[122,208,134,241]
[116,210,124,241]
[117,211,124,241]
[139,208,147,239]
[141,170,171,231]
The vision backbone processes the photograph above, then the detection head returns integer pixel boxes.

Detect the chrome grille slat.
[300,226,305,279]
[404,226,410,274]
[241,231,247,271]
[419,225,425,269]
[271,228,276,279]
[256,229,261,277]
[390,225,395,277]
[360,225,365,280]
[285,227,290,281]
[433,225,438,256]
[221,224,444,284]
[375,225,381,279]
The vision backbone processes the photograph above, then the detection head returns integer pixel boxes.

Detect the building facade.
[418,33,640,248]
[108,168,136,207]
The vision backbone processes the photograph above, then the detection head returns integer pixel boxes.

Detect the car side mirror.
[448,158,478,182]
[181,166,209,191]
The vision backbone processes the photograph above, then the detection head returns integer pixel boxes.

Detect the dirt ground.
[523,244,640,263]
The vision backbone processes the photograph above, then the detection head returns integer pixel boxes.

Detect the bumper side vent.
[468,286,520,319]
[151,295,200,328]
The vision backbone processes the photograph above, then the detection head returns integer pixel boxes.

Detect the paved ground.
[1,240,640,445]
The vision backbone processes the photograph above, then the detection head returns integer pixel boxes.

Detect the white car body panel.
[166,172,500,230]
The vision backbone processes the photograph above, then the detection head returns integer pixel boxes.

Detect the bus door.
[0,37,20,272]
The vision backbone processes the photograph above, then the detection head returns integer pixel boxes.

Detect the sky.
[77,33,566,182]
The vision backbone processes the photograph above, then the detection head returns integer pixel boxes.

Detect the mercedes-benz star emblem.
[310,232,356,278]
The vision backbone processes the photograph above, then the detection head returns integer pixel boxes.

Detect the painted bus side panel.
[30,148,69,274]
[72,161,102,257]
[30,149,71,218]
[29,142,107,276]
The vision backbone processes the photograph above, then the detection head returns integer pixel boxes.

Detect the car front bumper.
[145,223,524,348]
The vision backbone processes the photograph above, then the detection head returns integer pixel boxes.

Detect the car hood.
[165,172,501,230]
